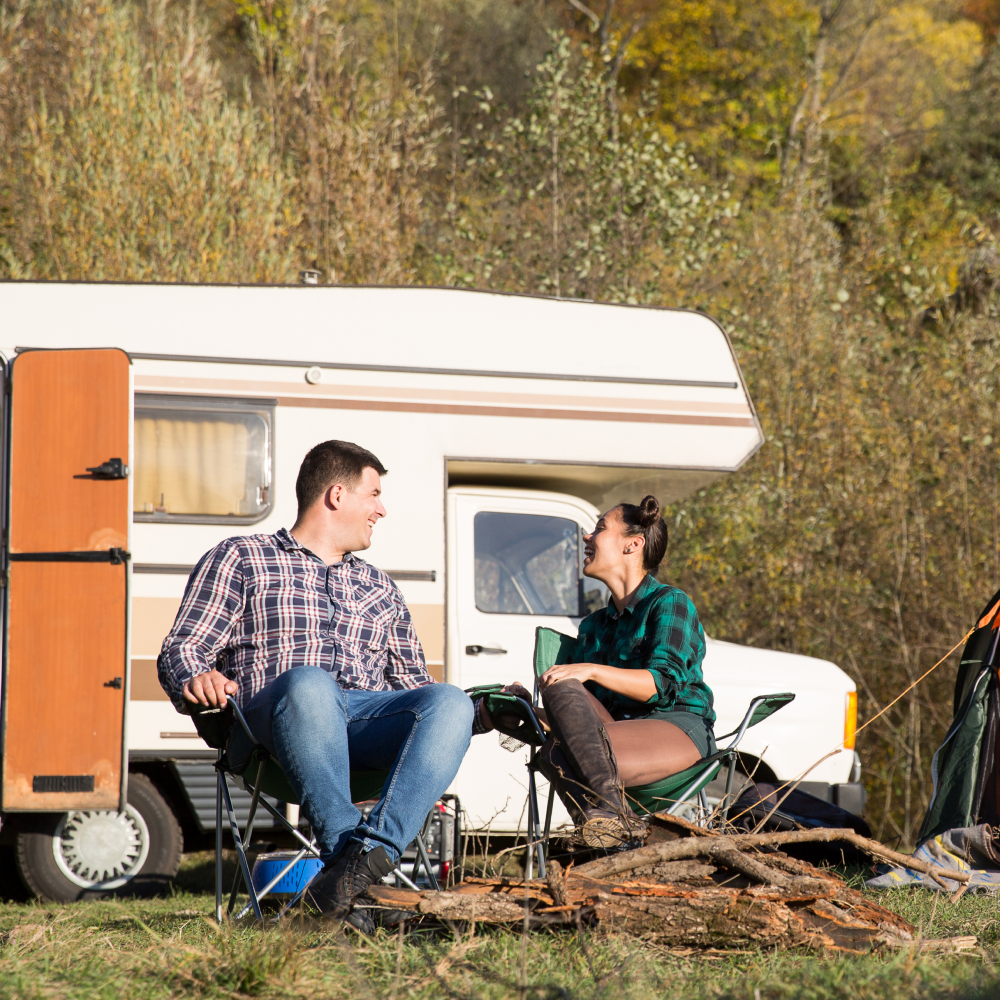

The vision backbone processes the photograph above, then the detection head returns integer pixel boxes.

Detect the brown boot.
[540,680,646,849]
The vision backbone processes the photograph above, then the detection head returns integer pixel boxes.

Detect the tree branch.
[573,828,972,887]
[564,0,600,30]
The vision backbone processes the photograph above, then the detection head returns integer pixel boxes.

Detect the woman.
[482,495,715,849]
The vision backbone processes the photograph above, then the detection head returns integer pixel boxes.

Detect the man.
[158,440,474,929]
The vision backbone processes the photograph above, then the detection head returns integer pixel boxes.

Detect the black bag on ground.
[731,781,871,837]
[730,782,872,864]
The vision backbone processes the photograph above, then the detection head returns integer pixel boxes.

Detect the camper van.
[0,281,862,900]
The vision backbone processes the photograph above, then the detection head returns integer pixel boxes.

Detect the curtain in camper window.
[133,400,271,521]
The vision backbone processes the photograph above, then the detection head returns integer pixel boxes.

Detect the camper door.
[2,349,132,812]
[448,488,606,831]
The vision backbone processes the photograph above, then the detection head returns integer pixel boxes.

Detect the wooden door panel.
[3,349,131,811]
[9,350,129,553]
[2,563,126,809]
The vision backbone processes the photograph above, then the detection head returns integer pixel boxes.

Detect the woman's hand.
[541,662,658,703]
[539,662,595,689]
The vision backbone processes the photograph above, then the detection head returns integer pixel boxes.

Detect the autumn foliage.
[2,0,1000,844]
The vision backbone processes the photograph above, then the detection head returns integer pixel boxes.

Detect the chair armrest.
[188,702,234,749]
[480,691,547,746]
[464,683,505,700]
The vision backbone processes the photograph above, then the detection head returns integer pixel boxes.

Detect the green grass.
[1,855,1000,999]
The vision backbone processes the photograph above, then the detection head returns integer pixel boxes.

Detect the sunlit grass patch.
[0,875,998,999]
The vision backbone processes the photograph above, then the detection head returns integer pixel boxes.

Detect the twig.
[729,627,975,829]
[389,919,405,1000]
[751,749,844,831]
[573,828,971,886]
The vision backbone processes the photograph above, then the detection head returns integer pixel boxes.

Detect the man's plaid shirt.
[157,528,431,710]
[576,574,715,724]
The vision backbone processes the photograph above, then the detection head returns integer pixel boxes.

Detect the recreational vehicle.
[0,281,862,899]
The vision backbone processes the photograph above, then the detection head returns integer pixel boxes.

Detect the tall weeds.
[0,0,296,281]
[0,0,997,841]
[668,181,1000,845]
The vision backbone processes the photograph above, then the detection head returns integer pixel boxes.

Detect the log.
[367,880,914,953]
[574,828,971,886]
[620,859,717,881]
[361,827,966,953]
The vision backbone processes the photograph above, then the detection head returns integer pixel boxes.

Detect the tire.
[15,772,182,902]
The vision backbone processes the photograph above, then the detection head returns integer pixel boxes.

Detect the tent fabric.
[915,587,1000,846]
[866,824,1000,893]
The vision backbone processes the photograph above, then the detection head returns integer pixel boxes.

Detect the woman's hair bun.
[616,494,668,572]
[636,495,660,528]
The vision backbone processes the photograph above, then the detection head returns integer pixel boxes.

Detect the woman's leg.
[539,680,646,847]
[542,684,701,786]
[605,719,701,787]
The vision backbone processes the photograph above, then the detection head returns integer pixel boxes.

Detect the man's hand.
[182,669,238,708]
[539,662,594,690]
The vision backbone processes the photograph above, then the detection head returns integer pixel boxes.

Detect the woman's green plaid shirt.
[575,574,715,724]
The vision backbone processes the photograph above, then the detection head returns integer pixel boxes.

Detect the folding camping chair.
[468,626,795,878]
[190,700,444,922]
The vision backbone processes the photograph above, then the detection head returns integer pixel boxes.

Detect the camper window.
[474,512,581,616]
[133,394,274,524]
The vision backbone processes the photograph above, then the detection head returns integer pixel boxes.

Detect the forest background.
[3,0,1000,846]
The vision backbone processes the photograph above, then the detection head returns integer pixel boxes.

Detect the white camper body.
[0,282,860,898]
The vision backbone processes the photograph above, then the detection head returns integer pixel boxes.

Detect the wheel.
[15,772,182,901]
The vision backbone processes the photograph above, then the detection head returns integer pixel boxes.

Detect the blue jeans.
[229,666,473,865]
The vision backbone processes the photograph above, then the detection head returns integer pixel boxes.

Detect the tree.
[429,33,735,301]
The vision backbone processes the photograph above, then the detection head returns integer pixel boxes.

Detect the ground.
[0,853,999,999]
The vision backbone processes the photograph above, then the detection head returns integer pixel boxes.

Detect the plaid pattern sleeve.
[641,588,713,720]
[157,540,246,711]
[575,575,714,724]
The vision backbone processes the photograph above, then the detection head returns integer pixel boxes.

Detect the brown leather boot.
[539,680,646,849]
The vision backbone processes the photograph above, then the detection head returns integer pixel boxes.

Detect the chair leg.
[220,773,263,921]
[252,797,321,856]
[698,789,709,822]
[721,755,738,825]
[526,773,535,882]
[542,784,555,855]
[215,756,224,924]
[228,772,264,916]
[527,764,545,878]
[415,830,439,891]
[234,846,309,921]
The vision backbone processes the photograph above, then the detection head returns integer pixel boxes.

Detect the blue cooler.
[251,851,324,896]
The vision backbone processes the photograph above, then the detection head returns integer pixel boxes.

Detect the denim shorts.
[623,709,716,759]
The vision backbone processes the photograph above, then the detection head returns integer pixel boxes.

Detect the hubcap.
[52,806,150,890]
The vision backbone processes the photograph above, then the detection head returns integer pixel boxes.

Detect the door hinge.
[103,677,123,689]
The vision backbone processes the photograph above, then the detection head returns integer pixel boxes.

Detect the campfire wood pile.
[368,818,978,954]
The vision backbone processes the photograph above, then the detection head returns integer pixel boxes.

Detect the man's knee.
[273,666,344,721]
[419,683,474,728]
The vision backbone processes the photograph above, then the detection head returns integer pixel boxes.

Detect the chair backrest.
[533,627,577,681]
[717,692,796,744]
[746,692,795,728]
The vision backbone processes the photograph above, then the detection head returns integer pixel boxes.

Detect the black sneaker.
[307,842,394,925]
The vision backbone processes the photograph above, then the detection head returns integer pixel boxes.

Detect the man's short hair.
[295,440,388,516]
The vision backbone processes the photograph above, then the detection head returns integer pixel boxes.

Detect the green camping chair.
[468,626,795,877]
[191,701,442,922]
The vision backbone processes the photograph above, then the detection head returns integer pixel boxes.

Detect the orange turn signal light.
[844,691,858,750]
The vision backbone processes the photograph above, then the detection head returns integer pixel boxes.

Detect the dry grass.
[0,856,999,999]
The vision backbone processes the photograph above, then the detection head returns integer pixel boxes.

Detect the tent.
[917,588,1000,845]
